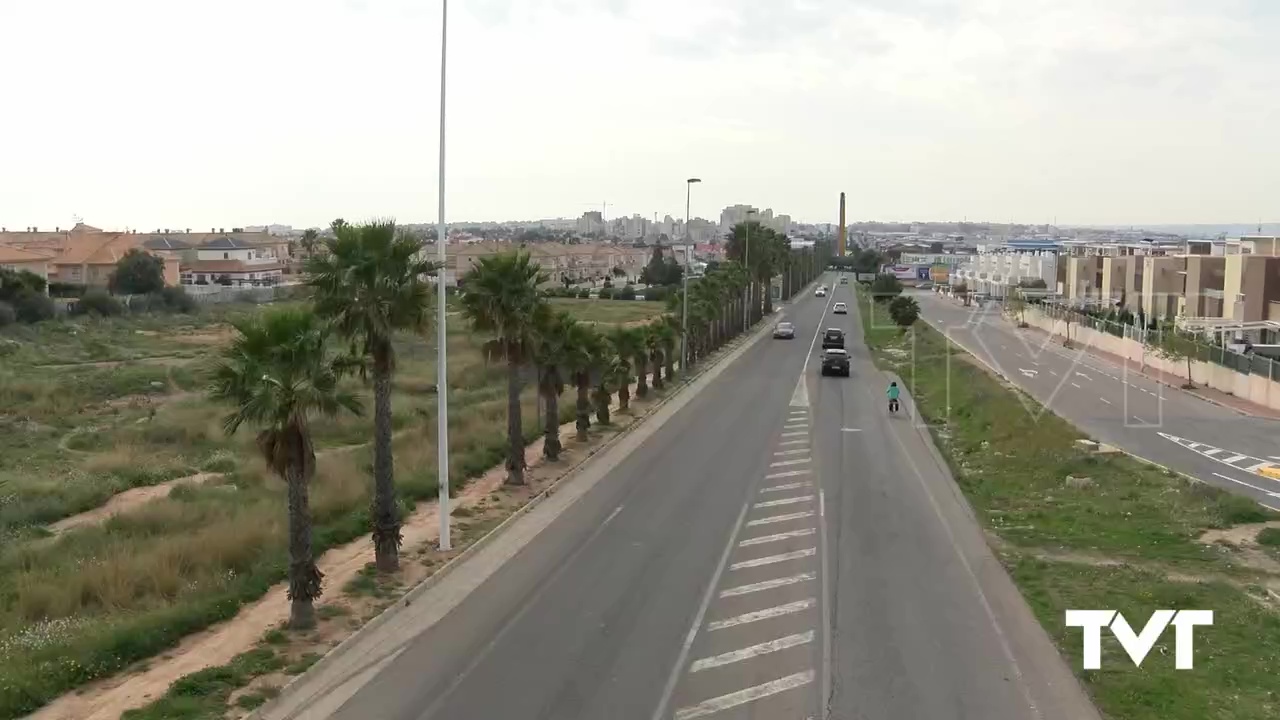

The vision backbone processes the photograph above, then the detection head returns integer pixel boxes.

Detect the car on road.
[839,276,848,284]
[815,286,828,297]
[821,327,845,349]
[820,348,850,376]
[833,302,848,314]
[773,321,795,339]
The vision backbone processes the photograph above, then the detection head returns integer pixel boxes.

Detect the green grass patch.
[118,646,284,720]
[854,289,1280,720]
[1256,527,1280,547]
[550,297,664,325]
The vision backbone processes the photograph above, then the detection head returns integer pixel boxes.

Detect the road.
[911,290,1280,510]
[318,277,1097,720]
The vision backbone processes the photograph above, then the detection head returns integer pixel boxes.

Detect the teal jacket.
[886,385,900,400]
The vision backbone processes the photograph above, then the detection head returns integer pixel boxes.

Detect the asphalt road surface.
[325,277,1098,720]
[911,290,1280,510]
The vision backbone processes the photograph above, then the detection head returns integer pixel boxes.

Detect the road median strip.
[858,289,1280,720]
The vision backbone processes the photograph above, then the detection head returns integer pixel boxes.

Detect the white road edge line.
[738,528,816,547]
[673,670,816,720]
[1099,398,1112,405]
[689,631,815,672]
[819,488,825,518]
[729,548,817,570]
[719,572,816,598]
[707,599,816,631]
[1212,472,1280,499]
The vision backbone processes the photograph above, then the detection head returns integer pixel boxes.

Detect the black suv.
[821,328,845,350]
[821,348,850,376]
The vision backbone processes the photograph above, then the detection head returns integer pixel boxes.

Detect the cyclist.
[886,381,900,413]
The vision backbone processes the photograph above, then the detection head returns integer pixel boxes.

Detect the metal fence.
[1034,304,1280,382]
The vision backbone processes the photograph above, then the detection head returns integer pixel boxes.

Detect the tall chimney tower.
[838,192,847,257]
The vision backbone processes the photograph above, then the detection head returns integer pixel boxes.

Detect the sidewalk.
[1016,321,1280,421]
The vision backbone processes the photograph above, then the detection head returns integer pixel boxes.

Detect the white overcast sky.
[2,0,1276,229]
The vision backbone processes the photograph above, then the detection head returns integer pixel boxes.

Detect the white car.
[833,302,848,314]
[815,287,827,297]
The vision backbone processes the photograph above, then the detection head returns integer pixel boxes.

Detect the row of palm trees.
[209,219,829,628]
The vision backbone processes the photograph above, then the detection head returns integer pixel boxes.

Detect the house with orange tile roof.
[0,245,54,285]
[0,222,283,289]
[180,236,285,286]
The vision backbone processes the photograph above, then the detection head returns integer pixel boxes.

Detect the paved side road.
[911,291,1280,510]
[283,277,1098,720]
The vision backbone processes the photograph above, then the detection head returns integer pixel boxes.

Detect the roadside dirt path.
[26,431,562,720]
[46,473,223,536]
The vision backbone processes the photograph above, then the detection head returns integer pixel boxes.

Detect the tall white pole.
[436,0,451,552]
[682,183,691,372]
[744,218,751,331]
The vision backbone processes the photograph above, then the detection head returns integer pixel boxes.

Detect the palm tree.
[306,220,435,573]
[609,327,645,409]
[645,323,665,391]
[564,322,598,441]
[208,308,362,630]
[533,307,574,461]
[655,317,678,383]
[459,251,547,485]
[591,335,620,424]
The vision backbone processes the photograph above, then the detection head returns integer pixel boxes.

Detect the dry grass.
[0,301,643,719]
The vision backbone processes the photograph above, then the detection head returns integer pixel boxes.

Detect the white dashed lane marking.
[689,632,815,672]
[673,671,815,720]
[760,482,811,493]
[754,495,814,509]
[739,529,815,546]
[667,413,825,720]
[746,511,815,527]
[706,599,816,631]
[729,548,816,571]
[719,573,816,598]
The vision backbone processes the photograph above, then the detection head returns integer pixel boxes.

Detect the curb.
[246,293,793,720]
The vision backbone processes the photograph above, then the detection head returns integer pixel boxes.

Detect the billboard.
[930,264,950,283]
[883,264,931,281]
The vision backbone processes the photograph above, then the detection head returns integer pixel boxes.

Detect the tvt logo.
[1065,609,1213,670]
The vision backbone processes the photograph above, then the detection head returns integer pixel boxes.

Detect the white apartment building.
[954,245,1058,298]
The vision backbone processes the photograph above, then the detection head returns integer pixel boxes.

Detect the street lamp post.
[744,209,756,331]
[435,0,451,552]
[682,178,701,373]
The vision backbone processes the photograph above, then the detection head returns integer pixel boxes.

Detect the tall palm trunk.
[617,365,631,411]
[634,353,648,398]
[283,425,322,630]
[505,348,526,485]
[370,341,400,572]
[594,384,611,424]
[651,352,664,390]
[664,345,675,381]
[542,371,561,461]
[575,374,592,440]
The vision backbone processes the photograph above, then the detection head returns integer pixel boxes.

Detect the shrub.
[73,289,125,317]
[616,285,637,301]
[130,286,197,314]
[888,296,920,328]
[11,290,55,323]
[577,289,590,299]
[1256,527,1280,546]
[47,282,87,298]
[869,274,903,301]
[598,287,615,300]
[108,249,166,295]
[0,301,14,327]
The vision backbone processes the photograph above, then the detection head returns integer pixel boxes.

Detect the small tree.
[869,273,903,302]
[888,296,920,330]
[1155,325,1199,388]
[109,249,165,295]
[1005,288,1028,327]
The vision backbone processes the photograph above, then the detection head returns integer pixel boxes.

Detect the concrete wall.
[1023,306,1280,412]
